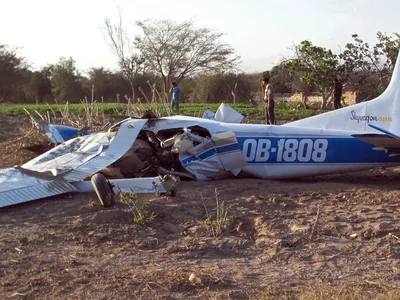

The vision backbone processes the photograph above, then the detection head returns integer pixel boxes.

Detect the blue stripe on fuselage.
[236,136,400,164]
[181,142,241,165]
[180,136,400,166]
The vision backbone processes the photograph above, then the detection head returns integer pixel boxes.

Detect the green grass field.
[0,101,323,121]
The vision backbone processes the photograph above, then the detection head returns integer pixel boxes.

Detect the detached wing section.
[0,168,77,208]
[0,119,147,208]
[23,120,147,182]
[352,124,400,154]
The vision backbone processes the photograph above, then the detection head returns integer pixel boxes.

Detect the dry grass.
[256,282,400,300]
[24,83,172,130]
[299,283,400,300]
[202,188,230,238]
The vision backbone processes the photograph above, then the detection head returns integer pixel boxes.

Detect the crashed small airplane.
[2,52,400,209]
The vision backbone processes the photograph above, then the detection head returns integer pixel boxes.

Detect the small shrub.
[120,192,157,225]
[202,188,229,237]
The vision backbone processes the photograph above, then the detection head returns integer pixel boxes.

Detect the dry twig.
[310,205,321,241]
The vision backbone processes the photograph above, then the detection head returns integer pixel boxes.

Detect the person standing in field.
[262,77,275,125]
[333,77,343,110]
[231,82,238,104]
[170,81,181,113]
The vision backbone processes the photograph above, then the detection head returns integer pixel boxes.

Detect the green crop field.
[0,101,323,121]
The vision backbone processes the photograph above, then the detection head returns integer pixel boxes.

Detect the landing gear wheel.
[160,174,180,197]
[91,173,115,207]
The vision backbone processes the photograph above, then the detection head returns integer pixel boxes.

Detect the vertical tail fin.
[286,50,400,134]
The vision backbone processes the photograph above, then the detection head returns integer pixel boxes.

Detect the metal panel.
[214,103,244,123]
[21,132,112,175]
[63,119,147,182]
[0,179,76,208]
[179,131,246,180]
[73,177,167,194]
[20,119,147,182]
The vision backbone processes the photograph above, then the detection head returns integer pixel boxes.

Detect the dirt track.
[1,116,400,299]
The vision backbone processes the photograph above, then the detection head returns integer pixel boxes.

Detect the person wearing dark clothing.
[170,82,181,113]
[333,78,343,110]
[262,77,275,125]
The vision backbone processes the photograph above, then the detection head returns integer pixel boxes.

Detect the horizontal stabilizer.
[352,124,400,150]
[367,124,400,139]
[352,133,400,149]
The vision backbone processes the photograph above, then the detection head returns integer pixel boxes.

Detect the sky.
[1,0,399,73]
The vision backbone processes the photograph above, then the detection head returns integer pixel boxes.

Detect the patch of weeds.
[85,199,99,207]
[202,188,229,237]
[255,286,294,300]
[27,234,40,243]
[298,282,398,300]
[18,234,40,245]
[120,192,157,225]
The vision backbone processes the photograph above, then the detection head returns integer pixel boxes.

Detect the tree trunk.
[302,93,309,108]
[327,96,334,107]
[164,86,169,103]
[321,94,329,110]
[321,90,334,110]
[163,77,171,103]
[128,77,136,103]
[132,87,136,103]
[233,82,238,104]
[231,91,236,104]
[151,83,156,103]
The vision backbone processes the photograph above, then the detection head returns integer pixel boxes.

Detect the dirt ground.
[1,116,400,299]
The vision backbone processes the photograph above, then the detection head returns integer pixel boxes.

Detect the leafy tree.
[83,67,157,103]
[50,57,82,102]
[259,65,313,108]
[26,67,53,103]
[12,67,53,104]
[133,19,239,100]
[190,73,251,104]
[284,41,338,109]
[271,63,315,107]
[86,67,114,100]
[269,65,295,94]
[0,44,26,103]
[340,32,400,102]
[376,31,400,68]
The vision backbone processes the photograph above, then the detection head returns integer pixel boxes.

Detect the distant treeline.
[1,15,399,108]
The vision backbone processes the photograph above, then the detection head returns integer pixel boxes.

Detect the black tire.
[91,173,115,207]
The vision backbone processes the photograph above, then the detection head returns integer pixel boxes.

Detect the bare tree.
[134,19,239,100]
[102,8,145,101]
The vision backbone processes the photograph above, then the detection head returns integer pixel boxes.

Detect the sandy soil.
[1,116,400,299]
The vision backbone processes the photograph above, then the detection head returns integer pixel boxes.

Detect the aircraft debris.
[202,103,244,123]
[2,48,400,209]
